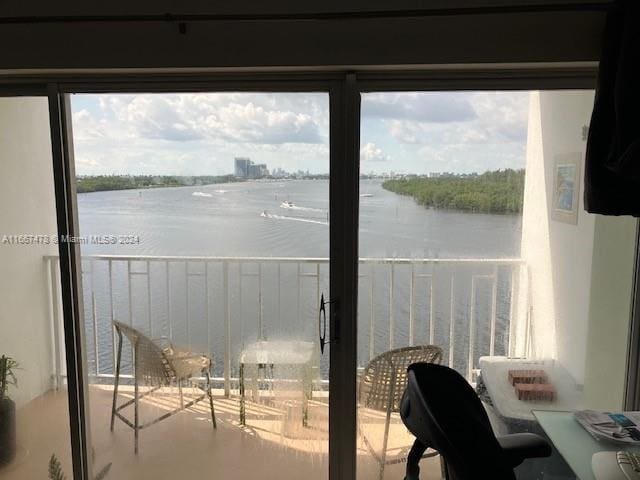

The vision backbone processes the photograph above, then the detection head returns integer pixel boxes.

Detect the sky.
[70,91,530,176]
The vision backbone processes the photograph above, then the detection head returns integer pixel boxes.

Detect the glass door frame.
[349,70,605,479]
[45,75,361,480]
[7,65,635,480]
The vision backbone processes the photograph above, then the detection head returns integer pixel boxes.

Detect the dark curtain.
[584,0,640,216]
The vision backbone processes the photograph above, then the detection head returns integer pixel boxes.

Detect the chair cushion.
[163,346,211,380]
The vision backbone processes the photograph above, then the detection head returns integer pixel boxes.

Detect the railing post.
[146,260,152,338]
[239,262,244,343]
[296,262,301,329]
[166,261,172,340]
[185,261,190,348]
[109,259,116,375]
[389,263,395,350]
[127,260,133,327]
[489,266,499,356]
[429,274,435,345]
[223,261,231,398]
[409,266,415,346]
[369,264,375,361]
[92,291,98,376]
[205,261,211,358]
[316,263,320,328]
[258,262,263,340]
[468,276,477,381]
[448,276,455,368]
[277,262,282,328]
[508,264,518,357]
[90,259,99,376]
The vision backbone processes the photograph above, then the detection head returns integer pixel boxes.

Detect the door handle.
[318,293,336,355]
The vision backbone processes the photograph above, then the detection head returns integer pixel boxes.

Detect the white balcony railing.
[45,255,530,392]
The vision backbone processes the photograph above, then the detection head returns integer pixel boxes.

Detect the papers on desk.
[575,410,640,445]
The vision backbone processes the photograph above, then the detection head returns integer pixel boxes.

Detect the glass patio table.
[239,340,317,426]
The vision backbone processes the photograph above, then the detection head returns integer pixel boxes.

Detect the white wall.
[520,90,596,385]
[0,97,59,408]
[583,215,637,409]
[521,90,637,405]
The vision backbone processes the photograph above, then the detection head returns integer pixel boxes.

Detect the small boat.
[260,210,271,218]
[280,201,296,208]
[360,193,374,198]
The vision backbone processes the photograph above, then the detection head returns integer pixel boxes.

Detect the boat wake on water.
[261,211,328,226]
[280,201,325,213]
[192,191,213,197]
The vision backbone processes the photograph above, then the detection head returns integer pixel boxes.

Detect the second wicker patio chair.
[358,345,443,480]
[110,320,217,453]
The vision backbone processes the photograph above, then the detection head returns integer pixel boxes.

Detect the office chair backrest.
[400,363,515,480]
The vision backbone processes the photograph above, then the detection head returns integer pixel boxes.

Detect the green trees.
[76,175,241,193]
[382,169,525,214]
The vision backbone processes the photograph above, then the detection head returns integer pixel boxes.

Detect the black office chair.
[400,363,551,480]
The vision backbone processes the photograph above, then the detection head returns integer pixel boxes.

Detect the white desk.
[479,357,584,423]
[534,411,640,480]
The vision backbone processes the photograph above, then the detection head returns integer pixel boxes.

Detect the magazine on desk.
[574,410,640,444]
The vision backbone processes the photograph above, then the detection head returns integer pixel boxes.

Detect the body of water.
[77,179,522,380]
[79,179,521,259]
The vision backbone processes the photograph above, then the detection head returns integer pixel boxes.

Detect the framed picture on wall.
[551,153,581,225]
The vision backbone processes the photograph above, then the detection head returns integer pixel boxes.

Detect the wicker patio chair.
[358,345,443,480]
[110,320,216,454]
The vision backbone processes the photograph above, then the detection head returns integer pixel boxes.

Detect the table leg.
[252,364,261,402]
[269,363,274,401]
[302,365,311,428]
[240,363,245,426]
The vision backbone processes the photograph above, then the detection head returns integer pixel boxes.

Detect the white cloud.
[205,102,322,144]
[360,91,529,174]
[363,92,477,123]
[72,109,107,141]
[77,93,328,144]
[112,93,327,144]
[125,96,204,141]
[360,142,390,162]
[364,91,527,146]
[71,93,330,175]
[70,91,528,176]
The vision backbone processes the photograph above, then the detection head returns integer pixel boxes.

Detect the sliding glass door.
[354,88,638,480]
[63,90,339,480]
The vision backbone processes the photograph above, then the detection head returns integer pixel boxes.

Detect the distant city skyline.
[70,91,529,176]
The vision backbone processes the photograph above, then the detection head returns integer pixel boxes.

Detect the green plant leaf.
[94,463,112,480]
[48,454,67,480]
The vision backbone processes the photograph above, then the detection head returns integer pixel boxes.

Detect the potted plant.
[49,453,111,480]
[0,355,18,466]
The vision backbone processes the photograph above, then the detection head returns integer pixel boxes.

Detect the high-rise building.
[247,163,260,178]
[257,164,269,177]
[234,157,269,179]
[234,157,251,177]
